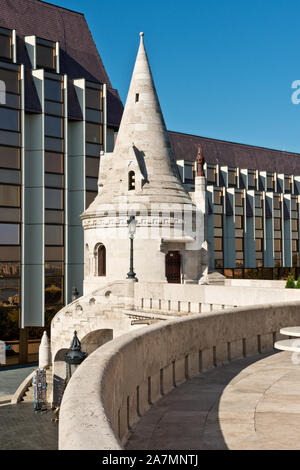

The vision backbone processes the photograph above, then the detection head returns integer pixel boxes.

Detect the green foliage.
[296,276,300,289]
[286,276,296,288]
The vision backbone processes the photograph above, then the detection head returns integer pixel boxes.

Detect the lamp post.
[127,215,138,281]
[64,331,86,382]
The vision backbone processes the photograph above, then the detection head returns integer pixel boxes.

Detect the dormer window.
[0,27,12,61]
[36,38,56,70]
[128,171,135,190]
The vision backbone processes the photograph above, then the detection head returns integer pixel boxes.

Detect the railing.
[59,301,300,450]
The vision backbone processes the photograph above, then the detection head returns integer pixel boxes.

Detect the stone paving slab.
[126,351,300,450]
[0,401,58,450]
[0,364,37,397]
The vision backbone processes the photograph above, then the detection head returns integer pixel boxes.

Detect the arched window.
[128,171,135,191]
[97,244,106,276]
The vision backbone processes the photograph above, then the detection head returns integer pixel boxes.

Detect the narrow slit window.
[97,244,106,276]
[135,93,139,103]
[128,171,135,191]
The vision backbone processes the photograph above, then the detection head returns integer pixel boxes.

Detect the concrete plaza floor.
[126,351,300,450]
[0,364,37,398]
[0,364,58,450]
[0,402,58,450]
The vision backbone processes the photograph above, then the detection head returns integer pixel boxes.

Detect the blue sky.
[47,0,300,153]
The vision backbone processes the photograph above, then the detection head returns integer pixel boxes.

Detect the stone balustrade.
[59,301,300,450]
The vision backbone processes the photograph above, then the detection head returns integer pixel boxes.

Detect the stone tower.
[81,33,205,294]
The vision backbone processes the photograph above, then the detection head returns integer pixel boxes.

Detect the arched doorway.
[166,251,181,283]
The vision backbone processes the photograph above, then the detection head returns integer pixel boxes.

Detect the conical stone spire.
[84,32,193,213]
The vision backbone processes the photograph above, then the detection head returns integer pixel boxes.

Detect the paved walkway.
[126,351,300,450]
[0,364,37,398]
[0,402,58,450]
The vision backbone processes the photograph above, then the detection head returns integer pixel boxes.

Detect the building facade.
[171,133,300,280]
[0,0,122,363]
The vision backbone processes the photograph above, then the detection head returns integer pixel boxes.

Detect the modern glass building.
[0,0,122,364]
[170,131,300,281]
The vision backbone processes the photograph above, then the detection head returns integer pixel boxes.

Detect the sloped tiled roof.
[168,130,300,176]
[0,0,123,127]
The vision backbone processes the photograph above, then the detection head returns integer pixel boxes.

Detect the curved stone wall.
[59,301,300,450]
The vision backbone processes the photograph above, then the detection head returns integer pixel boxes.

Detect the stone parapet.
[59,301,300,450]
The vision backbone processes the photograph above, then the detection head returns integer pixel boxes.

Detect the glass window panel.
[45,136,63,153]
[86,177,98,192]
[86,191,97,207]
[255,217,263,229]
[235,238,243,251]
[213,214,223,228]
[45,261,63,277]
[274,218,281,231]
[0,262,20,279]
[45,152,63,174]
[86,88,101,110]
[228,168,236,185]
[206,167,216,183]
[86,108,102,123]
[0,306,20,340]
[235,192,243,207]
[45,246,63,261]
[45,210,63,224]
[291,198,297,211]
[45,188,63,209]
[36,44,55,70]
[248,171,256,188]
[86,122,100,144]
[86,142,101,157]
[256,239,263,251]
[5,93,20,109]
[267,174,274,190]
[0,108,19,132]
[273,196,280,210]
[0,130,20,147]
[45,115,63,138]
[45,101,63,116]
[0,68,19,94]
[0,34,11,59]
[0,279,19,308]
[292,240,298,252]
[0,223,19,244]
[0,169,20,184]
[213,190,222,205]
[0,185,20,207]
[45,225,63,245]
[86,157,99,177]
[214,259,223,269]
[0,207,20,222]
[292,219,298,231]
[214,238,223,251]
[255,194,262,208]
[45,277,63,306]
[274,239,282,251]
[44,79,62,102]
[0,147,20,169]
[0,246,20,261]
[45,173,64,188]
[235,215,243,229]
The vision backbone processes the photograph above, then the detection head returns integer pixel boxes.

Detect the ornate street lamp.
[127,215,138,281]
[64,331,86,381]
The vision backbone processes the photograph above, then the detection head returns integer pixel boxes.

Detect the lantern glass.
[128,216,137,237]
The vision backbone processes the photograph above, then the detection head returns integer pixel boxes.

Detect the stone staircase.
[21,368,53,407]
